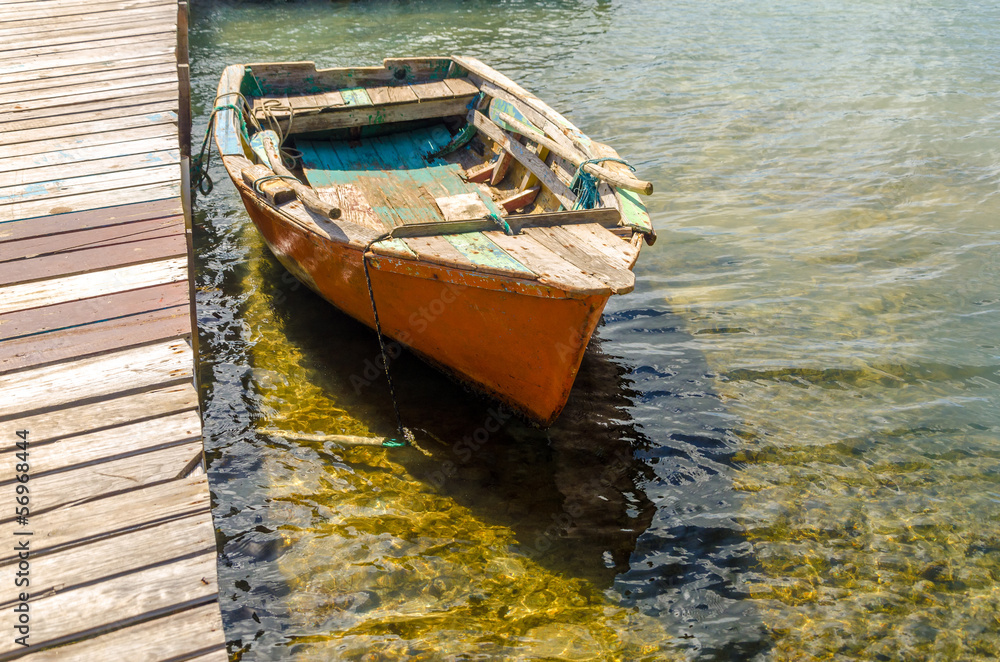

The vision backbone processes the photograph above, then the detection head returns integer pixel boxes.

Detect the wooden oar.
[489,101,653,195]
[257,130,341,220]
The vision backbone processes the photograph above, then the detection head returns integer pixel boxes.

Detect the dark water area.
[190,1,1000,659]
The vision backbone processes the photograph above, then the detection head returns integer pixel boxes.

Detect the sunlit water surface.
[190,1,1000,659]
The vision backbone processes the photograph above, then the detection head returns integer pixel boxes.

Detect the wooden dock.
[0,0,225,659]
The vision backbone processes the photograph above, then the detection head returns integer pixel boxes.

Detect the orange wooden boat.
[212,56,654,426]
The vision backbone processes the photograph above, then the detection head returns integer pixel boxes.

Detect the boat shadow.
[262,260,750,597]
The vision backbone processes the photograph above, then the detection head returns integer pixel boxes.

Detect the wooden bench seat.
[252,78,479,134]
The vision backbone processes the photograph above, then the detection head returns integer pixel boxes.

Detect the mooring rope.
[570,157,635,210]
[361,234,414,448]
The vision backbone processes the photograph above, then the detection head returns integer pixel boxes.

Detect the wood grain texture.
[0,233,188,286]
[0,338,193,418]
[0,512,214,602]
[0,410,199,481]
[0,439,202,519]
[1,214,183,261]
[0,182,180,223]
[0,550,217,656]
[0,301,191,372]
[0,121,178,159]
[0,92,178,136]
[0,257,188,314]
[0,148,179,188]
[24,603,225,662]
[0,473,211,560]
[523,225,634,293]
[0,382,197,445]
[0,198,181,242]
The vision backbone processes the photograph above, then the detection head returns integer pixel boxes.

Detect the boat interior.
[216,56,655,296]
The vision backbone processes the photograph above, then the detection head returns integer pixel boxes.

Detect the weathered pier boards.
[0,0,225,659]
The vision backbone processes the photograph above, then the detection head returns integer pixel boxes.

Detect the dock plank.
[0,258,188,314]
[0,410,199,480]
[0,120,177,159]
[0,182,180,222]
[0,232,187,286]
[0,513,214,601]
[0,439,203,518]
[0,551,218,657]
[0,40,176,76]
[0,198,182,242]
[0,148,179,188]
[0,0,225,656]
[0,302,191,372]
[25,604,225,662]
[0,8,176,40]
[0,214,183,262]
[0,382,197,445]
[0,473,211,560]
[0,279,188,341]
[0,338,193,418]
[0,54,174,86]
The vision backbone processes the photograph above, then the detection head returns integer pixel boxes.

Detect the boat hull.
[236,187,609,426]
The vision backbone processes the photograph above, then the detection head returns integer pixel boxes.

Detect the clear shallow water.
[189,1,1000,659]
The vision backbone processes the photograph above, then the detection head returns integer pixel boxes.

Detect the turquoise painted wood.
[615,187,653,233]
[292,126,534,277]
[489,98,542,136]
[298,139,413,255]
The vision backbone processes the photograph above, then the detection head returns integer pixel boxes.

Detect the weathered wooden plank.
[0,301,191,372]
[0,34,177,65]
[0,181,180,224]
[0,257,187,315]
[562,222,639,269]
[412,80,453,101]
[0,148,178,188]
[402,234,478,271]
[2,215,183,264]
[522,225,634,293]
[0,198,181,242]
[0,550,217,656]
[0,138,176,180]
[0,0,170,12]
[260,95,473,134]
[616,187,653,233]
[0,338,193,418]
[499,184,540,212]
[25,603,225,662]
[0,162,179,208]
[443,77,480,97]
[0,54,174,87]
[16,515,217,617]
[0,63,177,104]
[0,118,177,160]
[340,86,373,106]
[0,100,178,138]
[470,110,576,209]
[0,382,197,445]
[385,85,418,104]
[0,410,199,482]
[0,439,202,518]
[0,473,210,559]
[483,230,610,295]
[0,15,176,50]
[0,104,175,140]
[0,24,175,54]
[184,650,231,662]
[0,39,176,76]
[0,231,186,287]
